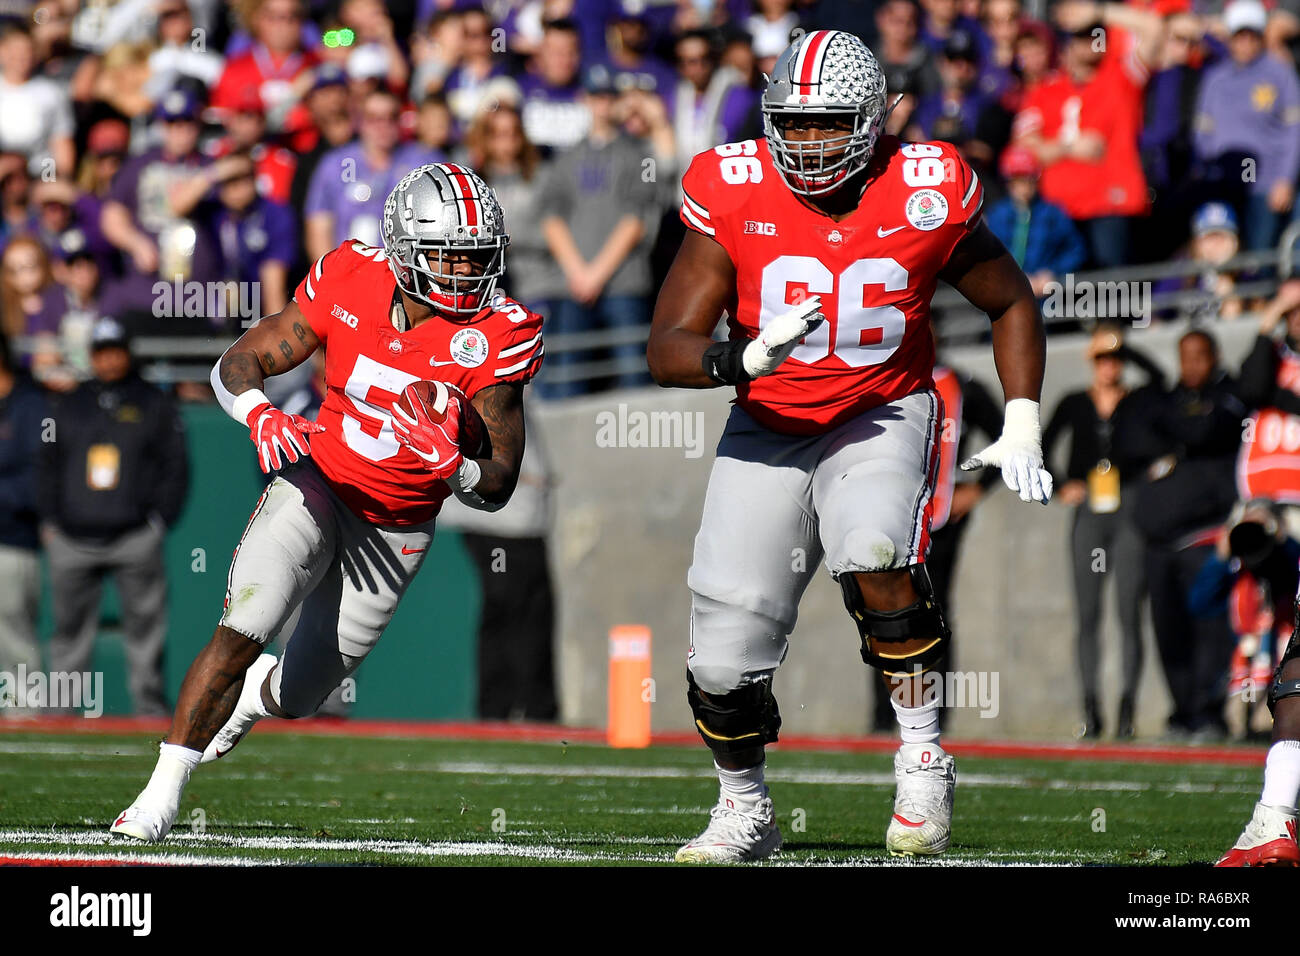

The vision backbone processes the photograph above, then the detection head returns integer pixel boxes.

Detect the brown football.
[396,381,489,457]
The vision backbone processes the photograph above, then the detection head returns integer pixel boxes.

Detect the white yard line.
[0,829,1083,866]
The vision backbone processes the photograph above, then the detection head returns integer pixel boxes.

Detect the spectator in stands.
[0,22,75,178]
[1191,497,1300,738]
[209,88,297,207]
[1138,12,1205,262]
[410,9,466,104]
[304,88,439,260]
[671,29,758,174]
[337,0,411,93]
[1236,278,1300,522]
[1013,0,1163,267]
[213,153,295,322]
[98,88,222,328]
[1044,325,1165,739]
[877,0,941,101]
[979,0,1022,99]
[986,146,1087,298]
[1194,0,1300,251]
[288,65,354,226]
[210,0,320,154]
[143,0,225,102]
[540,66,660,398]
[919,0,990,59]
[414,94,455,159]
[50,230,102,384]
[0,333,45,697]
[28,180,78,259]
[520,18,590,152]
[1,237,64,368]
[1131,329,1244,740]
[464,103,565,321]
[0,153,32,250]
[601,2,677,100]
[73,119,129,280]
[37,317,189,717]
[912,29,992,151]
[1012,19,1056,96]
[746,0,800,74]
[442,6,518,125]
[437,403,558,721]
[1157,202,1246,323]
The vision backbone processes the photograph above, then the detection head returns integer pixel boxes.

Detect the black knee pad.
[1269,625,1300,715]
[839,564,951,679]
[686,671,781,755]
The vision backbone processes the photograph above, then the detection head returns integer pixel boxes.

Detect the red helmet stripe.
[795,30,834,92]
[444,166,481,227]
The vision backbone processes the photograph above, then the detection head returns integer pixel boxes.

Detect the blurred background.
[5,0,1300,746]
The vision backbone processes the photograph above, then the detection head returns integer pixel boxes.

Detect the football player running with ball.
[648,30,1052,862]
[110,164,544,841]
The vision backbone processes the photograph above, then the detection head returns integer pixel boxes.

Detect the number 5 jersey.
[292,240,544,525]
[679,134,983,436]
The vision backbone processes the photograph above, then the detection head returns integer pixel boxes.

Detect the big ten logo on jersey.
[341,354,421,462]
[900,143,958,186]
[715,140,762,185]
[744,220,777,236]
[331,304,359,329]
[761,255,909,368]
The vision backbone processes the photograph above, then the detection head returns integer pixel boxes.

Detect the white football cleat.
[201,653,277,763]
[1216,802,1300,867]
[886,742,956,857]
[109,802,174,843]
[675,795,782,863]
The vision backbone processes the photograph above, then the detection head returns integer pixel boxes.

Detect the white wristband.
[231,389,271,426]
[455,457,482,493]
[1001,398,1041,442]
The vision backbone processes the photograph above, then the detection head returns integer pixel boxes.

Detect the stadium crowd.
[6,0,1300,737]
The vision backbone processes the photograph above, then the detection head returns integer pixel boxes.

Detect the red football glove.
[390,382,465,481]
[246,402,326,474]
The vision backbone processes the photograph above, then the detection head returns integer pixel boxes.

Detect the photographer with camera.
[1190,498,1300,738]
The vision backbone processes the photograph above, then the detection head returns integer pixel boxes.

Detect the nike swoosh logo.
[429,358,456,367]
[401,546,427,555]
[878,225,907,237]
[892,814,925,827]
[214,747,229,758]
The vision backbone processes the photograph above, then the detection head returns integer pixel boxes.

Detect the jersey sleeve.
[485,298,545,387]
[678,147,738,256]
[948,144,984,230]
[292,242,359,342]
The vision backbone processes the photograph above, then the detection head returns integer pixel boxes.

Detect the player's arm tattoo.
[218,303,321,394]
[468,382,525,504]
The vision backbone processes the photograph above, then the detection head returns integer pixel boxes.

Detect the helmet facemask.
[762,106,879,196]
[391,236,508,319]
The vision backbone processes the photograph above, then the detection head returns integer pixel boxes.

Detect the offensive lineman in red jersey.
[648,30,1053,861]
[110,163,544,841]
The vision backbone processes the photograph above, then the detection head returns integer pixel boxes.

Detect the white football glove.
[743,295,825,378]
[959,397,1054,504]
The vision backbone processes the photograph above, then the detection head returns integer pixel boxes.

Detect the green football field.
[0,731,1262,866]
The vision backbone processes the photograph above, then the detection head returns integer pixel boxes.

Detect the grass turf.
[0,731,1262,866]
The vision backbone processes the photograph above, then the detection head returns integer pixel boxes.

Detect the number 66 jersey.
[679,134,983,436]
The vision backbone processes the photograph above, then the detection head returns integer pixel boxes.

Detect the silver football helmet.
[761,30,889,196]
[382,162,509,318]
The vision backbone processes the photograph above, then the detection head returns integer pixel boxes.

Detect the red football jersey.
[1012,27,1149,220]
[292,240,544,525]
[679,135,983,436]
